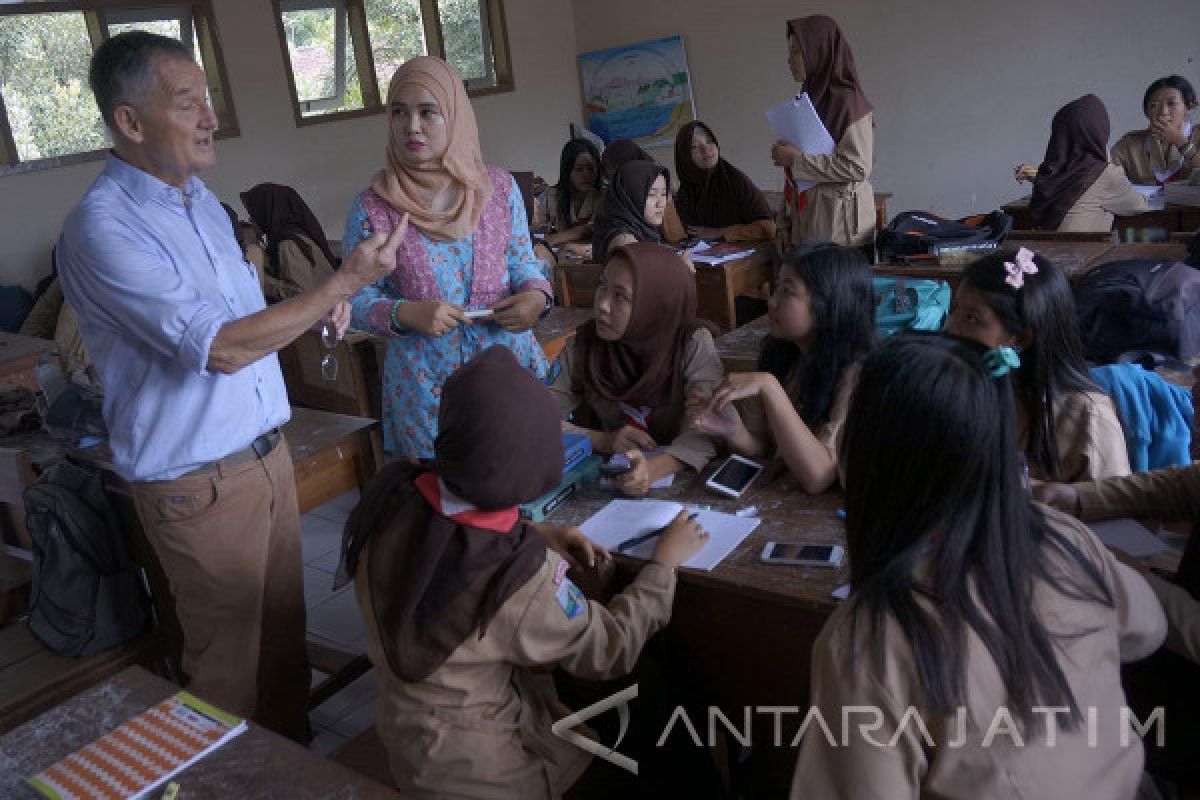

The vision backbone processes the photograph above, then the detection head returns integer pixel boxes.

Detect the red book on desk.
[27,691,246,800]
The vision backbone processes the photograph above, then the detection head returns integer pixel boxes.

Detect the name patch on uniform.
[553,559,570,587]
[555,578,585,620]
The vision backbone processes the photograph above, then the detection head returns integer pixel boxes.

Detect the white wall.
[0,0,583,290]
[572,0,1200,223]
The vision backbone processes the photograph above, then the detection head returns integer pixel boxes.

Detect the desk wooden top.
[533,307,593,347]
[546,464,848,613]
[0,407,377,474]
[875,239,1126,284]
[0,334,54,370]
[0,666,399,798]
[714,316,769,373]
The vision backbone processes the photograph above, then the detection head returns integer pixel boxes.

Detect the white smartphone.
[760,542,845,567]
[463,309,494,319]
[705,454,763,499]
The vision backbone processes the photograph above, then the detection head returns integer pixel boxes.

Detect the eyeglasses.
[320,322,338,381]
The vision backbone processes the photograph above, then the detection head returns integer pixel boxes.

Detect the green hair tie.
[983,346,1021,377]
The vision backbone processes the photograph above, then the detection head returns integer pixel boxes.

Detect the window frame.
[0,0,239,178]
[271,0,513,129]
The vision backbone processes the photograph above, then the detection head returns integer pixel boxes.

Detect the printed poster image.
[578,35,697,148]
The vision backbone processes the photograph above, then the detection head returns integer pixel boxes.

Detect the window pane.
[364,0,426,103]
[436,0,490,82]
[0,12,107,162]
[282,7,361,115]
[109,19,184,43]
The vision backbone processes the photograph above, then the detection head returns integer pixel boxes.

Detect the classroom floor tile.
[310,725,350,757]
[306,585,366,648]
[300,511,344,566]
[311,668,379,730]
[307,488,361,522]
[303,565,344,610]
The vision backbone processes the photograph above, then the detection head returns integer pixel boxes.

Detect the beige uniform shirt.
[778,113,876,248]
[533,186,602,232]
[1111,129,1200,186]
[551,327,723,472]
[357,548,676,800]
[792,508,1167,800]
[1076,464,1200,663]
[1021,390,1131,483]
[1058,163,1148,233]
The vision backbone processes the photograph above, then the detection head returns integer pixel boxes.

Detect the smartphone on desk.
[760,542,844,567]
[705,454,763,499]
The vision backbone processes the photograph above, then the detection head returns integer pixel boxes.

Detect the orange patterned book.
[27,692,246,800]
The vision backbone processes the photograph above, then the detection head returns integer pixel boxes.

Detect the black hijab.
[592,161,669,261]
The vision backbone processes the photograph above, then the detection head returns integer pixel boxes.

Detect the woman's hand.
[710,372,781,411]
[650,510,710,568]
[1014,164,1038,183]
[539,524,610,571]
[771,140,802,169]
[599,425,656,455]
[1149,119,1190,148]
[399,300,466,336]
[686,390,742,439]
[491,290,546,332]
[613,450,651,497]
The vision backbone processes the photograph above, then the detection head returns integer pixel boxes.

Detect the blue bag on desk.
[23,460,150,656]
[872,276,952,336]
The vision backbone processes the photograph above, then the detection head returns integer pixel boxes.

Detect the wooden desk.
[534,307,593,363]
[285,407,376,515]
[547,467,844,791]
[873,239,1119,289]
[0,334,55,392]
[558,244,774,333]
[694,242,774,333]
[0,666,400,798]
[1003,195,1198,240]
[714,316,769,374]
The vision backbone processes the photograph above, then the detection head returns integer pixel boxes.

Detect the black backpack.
[1073,259,1200,364]
[876,210,1012,262]
[23,460,151,656]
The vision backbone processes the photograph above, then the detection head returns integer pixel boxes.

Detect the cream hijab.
[371,57,493,241]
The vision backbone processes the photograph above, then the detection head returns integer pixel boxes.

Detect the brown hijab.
[337,346,563,682]
[1029,94,1112,231]
[787,15,873,143]
[674,121,773,229]
[574,242,706,408]
[371,56,493,241]
[592,161,669,261]
[601,139,655,176]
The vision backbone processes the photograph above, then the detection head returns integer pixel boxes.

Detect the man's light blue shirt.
[58,153,290,481]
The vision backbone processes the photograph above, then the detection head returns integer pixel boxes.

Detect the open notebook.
[28,692,246,800]
[580,498,759,571]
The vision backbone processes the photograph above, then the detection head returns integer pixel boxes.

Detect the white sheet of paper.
[579,498,760,571]
[765,92,836,193]
[831,583,851,601]
[1087,519,1170,558]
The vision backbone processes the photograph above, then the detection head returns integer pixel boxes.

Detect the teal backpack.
[873,277,952,336]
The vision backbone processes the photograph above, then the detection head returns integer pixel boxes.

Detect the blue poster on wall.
[577,35,697,149]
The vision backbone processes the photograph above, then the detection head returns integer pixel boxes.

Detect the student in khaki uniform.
[337,345,708,800]
[772,15,875,249]
[1037,465,1200,794]
[1016,94,1147,232]
[945,247,1130,482]
[531,138,604,266]
[551,243,722,496]
[674,121,777,242]
[1111,75,1200,186]
[591,162,676,263]
[601,139,689,246]
[689,244,875,493]
[792,333,1166,800]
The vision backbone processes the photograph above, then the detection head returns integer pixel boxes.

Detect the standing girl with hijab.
[343,57,554,461]
[772,15,876,249]
[674,120,777,242]
[1015,94,1147,232]
[591,160,672,262]
[551,243,724,497]
[339,345,708,800]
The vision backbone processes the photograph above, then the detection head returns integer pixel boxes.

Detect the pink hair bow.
[1004,247,1038,290]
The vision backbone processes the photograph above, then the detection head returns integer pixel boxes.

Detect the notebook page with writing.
[579,499,760,571]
